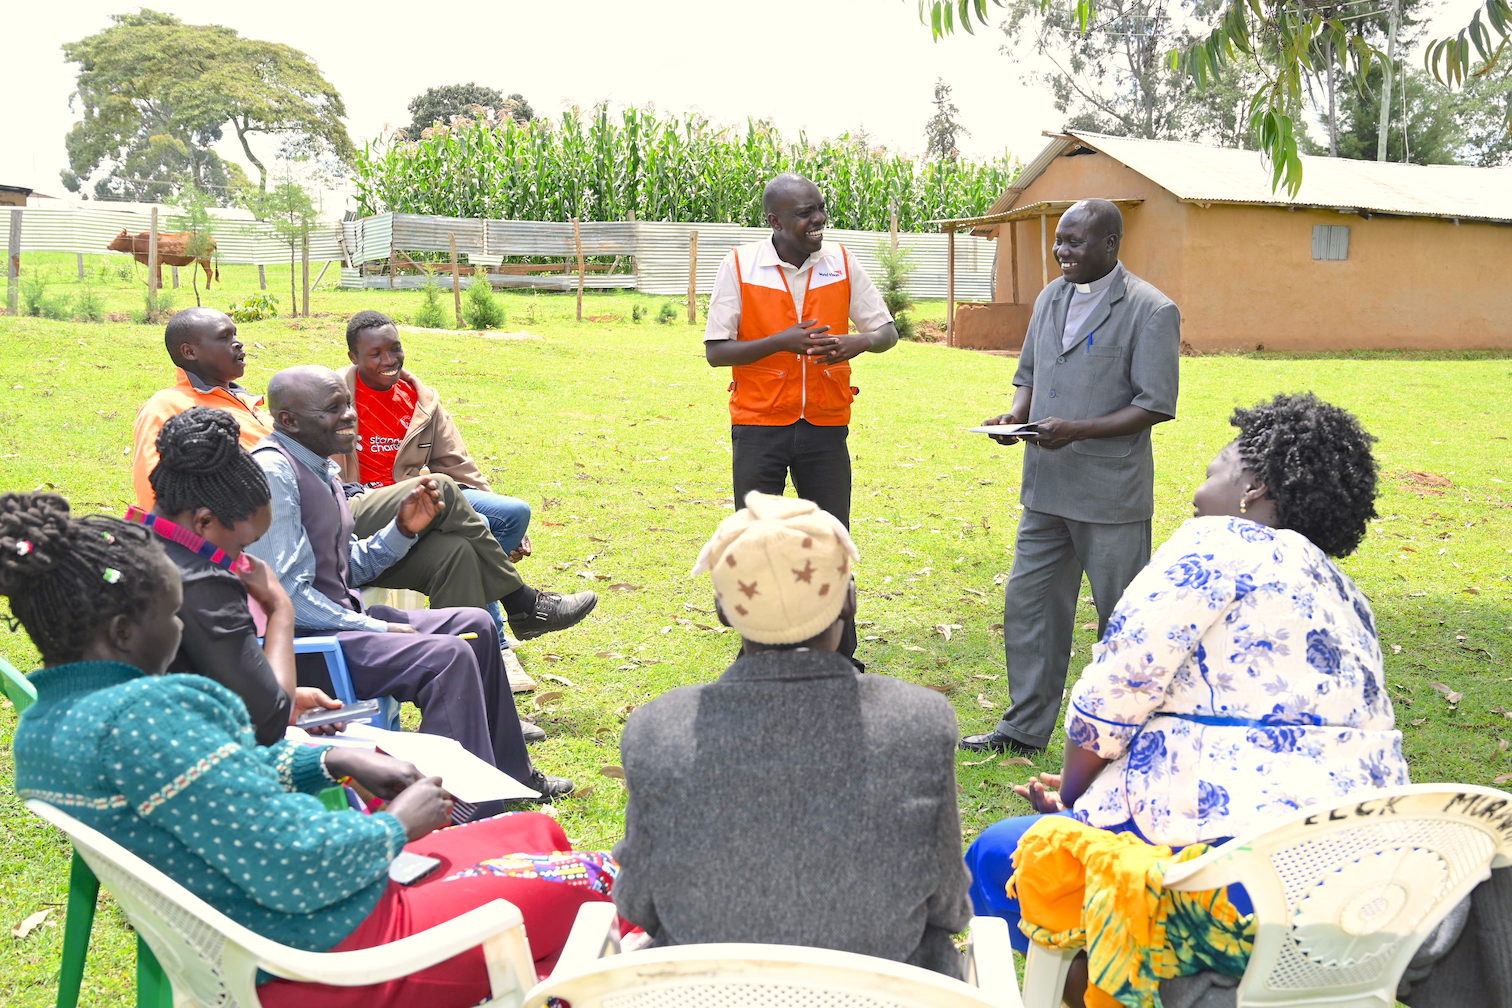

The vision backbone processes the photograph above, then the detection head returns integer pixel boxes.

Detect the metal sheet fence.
[0,206,345,264]
[342,215,996,300]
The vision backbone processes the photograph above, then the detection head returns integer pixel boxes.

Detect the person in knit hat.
[612,491,972,977]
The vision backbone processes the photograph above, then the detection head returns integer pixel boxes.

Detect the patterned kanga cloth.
[1009,817,1253,1008]
[444,850,619,895]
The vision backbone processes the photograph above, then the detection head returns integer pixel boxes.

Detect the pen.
[457,632,479,640]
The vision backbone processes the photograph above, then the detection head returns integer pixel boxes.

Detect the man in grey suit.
[961,198,1180,755]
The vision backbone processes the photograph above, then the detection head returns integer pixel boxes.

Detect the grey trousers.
[348,474,524,609]
[996,508,1151,748]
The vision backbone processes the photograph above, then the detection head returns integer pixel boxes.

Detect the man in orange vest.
[704,173,899,661]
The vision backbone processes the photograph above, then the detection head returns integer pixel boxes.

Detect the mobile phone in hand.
[388,852,442,886]
[296,698,381,729]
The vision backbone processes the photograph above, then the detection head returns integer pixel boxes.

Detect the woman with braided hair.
[5,492,617,1005]
[143,406,344,744]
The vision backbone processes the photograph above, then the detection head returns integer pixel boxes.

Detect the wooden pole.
[6,209,19,315]
[687,230,699,324]
[1010,221,1020,304]
[572,217,584,322]
[147,208,160,300]
[1039,214,1049,289]
[258,264,267,290]
[76,253,85,280]
[311,259,333,290]
[946,226,956,347]
[388,242,397,289]
[449,233,462,328]
[300,232,310,317]
[171,265,180,289]
[889,207,899,253]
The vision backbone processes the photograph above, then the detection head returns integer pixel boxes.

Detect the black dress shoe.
[522,768,575,802]
[958,730,1044,755]
[507,590,599,640]
[519,719,546,744]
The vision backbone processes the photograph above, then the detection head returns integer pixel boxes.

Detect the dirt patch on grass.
[1397,470,1453,495]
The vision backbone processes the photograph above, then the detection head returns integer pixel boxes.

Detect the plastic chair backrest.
[525,940,1020,1008]
[1156,783,1512,1008]
[1,654,37,711]
[292,636,399,731]
[26,798,534,1008]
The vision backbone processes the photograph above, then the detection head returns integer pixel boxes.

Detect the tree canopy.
[923,78,968,159]
[405,83,535,138]
[62,10,353,199]
[916,0,1512,191]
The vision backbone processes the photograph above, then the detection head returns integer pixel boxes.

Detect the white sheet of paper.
[285,724,539,800]
[967,424,1038,437]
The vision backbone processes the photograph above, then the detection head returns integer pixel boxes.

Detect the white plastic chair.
[1019,783,1512,1008]
[26,799,537,1008]
[524,902,1024,1008]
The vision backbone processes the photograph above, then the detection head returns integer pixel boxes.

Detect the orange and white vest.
[729,243,857,426]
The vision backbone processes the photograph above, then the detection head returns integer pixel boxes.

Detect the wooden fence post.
[1039,214,1048,289]
[449,233,462,328]
[572,217,584,322]
[76,253,85,279]
[890,208,899,253]
[147,208,160,300]
[258,264,267,290]
[6,209,19,315]
[388,242,397,289]
[946,226,956,347]
[687,230,699,324]
[301,233,310,317]
[171,265,180,288]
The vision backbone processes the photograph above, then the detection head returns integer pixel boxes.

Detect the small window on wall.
[1312,224,1350,260]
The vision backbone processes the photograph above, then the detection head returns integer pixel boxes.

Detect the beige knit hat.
[691,491,859,645]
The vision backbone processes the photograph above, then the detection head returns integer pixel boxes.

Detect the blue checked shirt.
[248,432,414,633]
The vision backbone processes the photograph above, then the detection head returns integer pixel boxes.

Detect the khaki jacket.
[334,366,491,492]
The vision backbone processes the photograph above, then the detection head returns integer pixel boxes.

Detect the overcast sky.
[4,0,1485,212]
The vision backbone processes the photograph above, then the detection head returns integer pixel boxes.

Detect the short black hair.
[0,493,173,666]
[150,407,270,525]
[1231,392,1378,558]
[346,310,395,353]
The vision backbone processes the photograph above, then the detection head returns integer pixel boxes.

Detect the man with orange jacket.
[703,173,899,660]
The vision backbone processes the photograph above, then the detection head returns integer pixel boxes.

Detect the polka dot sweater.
[14,661,408,952]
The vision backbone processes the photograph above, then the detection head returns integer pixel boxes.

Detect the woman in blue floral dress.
[965,392,1408,940]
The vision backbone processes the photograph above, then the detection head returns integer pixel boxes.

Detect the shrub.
[462,276,505,329]
[73,288,106,323]
[631,304,646,323]
[228,293,279,324]
[19,273,57,318]
[133,290,174,325]
[413,280,450,328]
[655,301,677,325]
[873,242,917,341]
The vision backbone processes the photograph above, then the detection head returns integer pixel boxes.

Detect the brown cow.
[106,230,219,289]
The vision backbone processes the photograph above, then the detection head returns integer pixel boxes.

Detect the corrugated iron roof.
[1000,131,1512,224]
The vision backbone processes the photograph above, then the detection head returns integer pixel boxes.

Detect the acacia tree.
[63,10,353,197]
[916,0,1512,191]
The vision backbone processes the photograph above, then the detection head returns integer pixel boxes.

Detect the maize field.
[354,104,1019,231]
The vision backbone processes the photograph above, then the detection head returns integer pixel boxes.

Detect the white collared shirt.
[703,237,893,342]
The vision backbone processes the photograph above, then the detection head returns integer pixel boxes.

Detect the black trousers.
[730,421,858,660]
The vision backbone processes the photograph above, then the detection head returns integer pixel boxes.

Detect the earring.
[1239,498,1248,514]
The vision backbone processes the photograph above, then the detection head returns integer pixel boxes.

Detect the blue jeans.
[461,488,532,555]
[461,489,531,647]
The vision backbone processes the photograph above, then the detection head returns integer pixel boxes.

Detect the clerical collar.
[1072,262,1122,295]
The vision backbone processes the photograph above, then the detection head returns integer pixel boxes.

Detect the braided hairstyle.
[150,407,270,524]
[1231,392,1379,558]
[345,309,395,352]
[0,493,172,665]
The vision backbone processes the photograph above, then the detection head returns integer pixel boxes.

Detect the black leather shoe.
[958,730,1043,755]
[507,590,598,640]
[519,719,546,744]
[523,769,575,801]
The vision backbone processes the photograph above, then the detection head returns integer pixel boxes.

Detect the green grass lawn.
[1,259,1509,1005]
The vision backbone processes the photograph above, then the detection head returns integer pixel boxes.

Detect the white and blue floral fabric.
[1067,515,1407,846]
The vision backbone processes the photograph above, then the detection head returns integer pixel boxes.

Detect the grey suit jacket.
[613,649,972,978]
[1013,265,1180,524]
